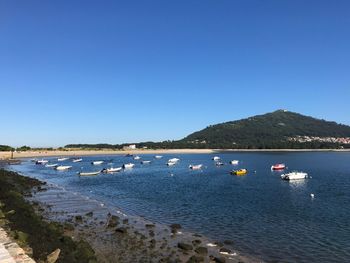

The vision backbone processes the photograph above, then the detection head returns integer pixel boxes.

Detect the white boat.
[57,157,69,162]
[102,167,122,173]
[167,161,176,166]
[36,159,48,165]
[78,171,101,176]
[212,156,220,161]
[215,162,224,166]
[189,164,203,170]
[141,160,151,164]
[55,165,72,171]
[91,161,104,165]
[45,163,58,168]
[155,155,163,159]
[230,160,239,165]
[72,158,83,163]
[133,156,141,160]
[281,171,308,180]
[168,158,180,163]
[123,163,135,169]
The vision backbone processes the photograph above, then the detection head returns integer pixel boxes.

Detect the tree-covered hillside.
[182,110,350,149]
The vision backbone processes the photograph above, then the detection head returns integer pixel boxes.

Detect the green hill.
[182,110,350,149]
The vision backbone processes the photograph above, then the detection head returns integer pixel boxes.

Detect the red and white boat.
[271,163,286,170]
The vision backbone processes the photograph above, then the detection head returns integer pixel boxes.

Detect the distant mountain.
[181,110,350,149]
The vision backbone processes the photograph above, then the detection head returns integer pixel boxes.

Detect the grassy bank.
[0,168,96,263]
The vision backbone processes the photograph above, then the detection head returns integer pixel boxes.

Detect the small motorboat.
[212,156,220,161]
[45,163,58,168]
[72,158,83,163]
[36,159,48,165]
[155,155,163,159]
[215,162,224,166]
[123,163,135,169]
[91,161,104,165]
[133,156,141,160]
[189,164,203,170]
[230,160,239,165]
[78,171,101,176]
[168,158,180,163]
[281,171,308,180]
[55,165,72,171]
[141,160,151,164]
[231,169,248,176]
[102,167,122,173]
[167,161,176,166]
[271,163,286,170]
[57,157,69,162]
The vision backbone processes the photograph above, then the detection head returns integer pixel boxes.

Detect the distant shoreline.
[1,148,350,159]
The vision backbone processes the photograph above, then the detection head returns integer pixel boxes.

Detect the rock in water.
[178,242,193,251]
[47,248,60,263]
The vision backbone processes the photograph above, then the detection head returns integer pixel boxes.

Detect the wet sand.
[29,183,262,263]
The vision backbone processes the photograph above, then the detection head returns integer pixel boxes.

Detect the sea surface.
[11,152,350,263]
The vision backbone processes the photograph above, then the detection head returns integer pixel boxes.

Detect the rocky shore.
[0,168,261,263]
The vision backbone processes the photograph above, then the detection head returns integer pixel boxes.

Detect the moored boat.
[133,156,141,160]
[55,165,72,171]
[91,161,104,165]
[231,169,248,176]
[57,157,69,162]
[168,158,180,163]
[189,164,203,170]
[72,158,83,163]
[36,159,49,165]
[123,163,135,169]
[141,160,151,164]
[102,167,122,173]
[230,160,239,165]
[78,171,101,176]
[215,162,224,166]
[271,163,286,170]
[167,161,176,166]
[281,171,308,180]
[155,155,163,159]
[45,163,58,168]
[212,156,220,161]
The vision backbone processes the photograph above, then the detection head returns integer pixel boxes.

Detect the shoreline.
[1,148,350,159]
[6,167,262,263]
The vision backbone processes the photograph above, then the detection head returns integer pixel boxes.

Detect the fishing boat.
[45,163,58,168]
[155,155,163,159]
[57,157,69,162]
[72,158,83,163]
[102,167,122,173]
[271,163,286,170]
[231,169,248,176]
[168,158,180,163]
[281,171,308,180]
[55,165,72,171]
[36,159,49,165]
[141,160,151,164]
[215,162,224,166]
[133,156,141,160]
[78,171,101,176]
[230,160,239,165]
[189,164,203,170]
[91,161,104,165]
[123,163,135,169]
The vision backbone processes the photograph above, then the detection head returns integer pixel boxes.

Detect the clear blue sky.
[1,0,349,147]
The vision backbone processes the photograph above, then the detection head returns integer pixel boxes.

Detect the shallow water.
[12,152,350,262]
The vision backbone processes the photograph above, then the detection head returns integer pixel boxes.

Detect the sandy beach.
[1,148,349,160]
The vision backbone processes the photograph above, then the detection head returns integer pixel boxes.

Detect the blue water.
[12,152,350,262]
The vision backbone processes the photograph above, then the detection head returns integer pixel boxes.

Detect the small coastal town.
[288,136,350,144]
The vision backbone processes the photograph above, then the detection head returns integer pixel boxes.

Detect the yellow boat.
[231,169,248,176]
